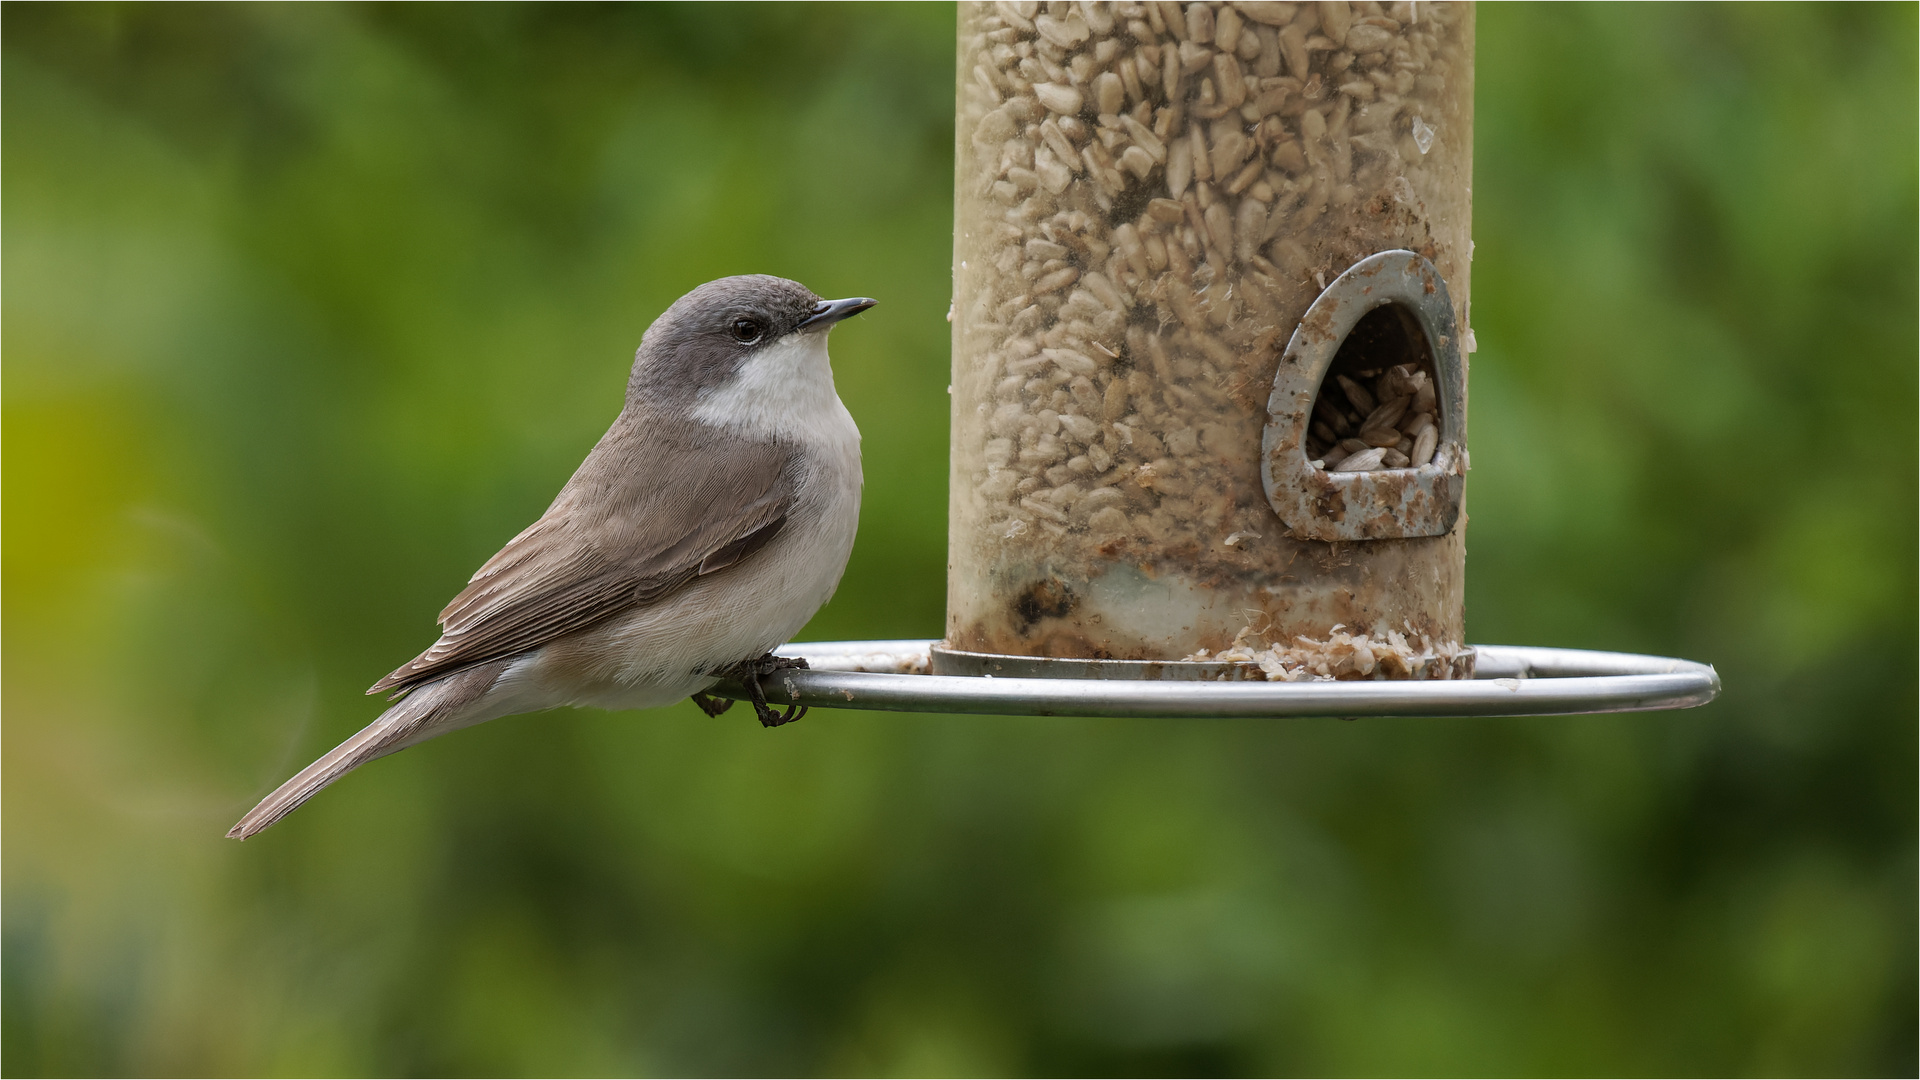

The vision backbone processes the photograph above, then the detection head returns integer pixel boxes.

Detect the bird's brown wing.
[370,412,794,695]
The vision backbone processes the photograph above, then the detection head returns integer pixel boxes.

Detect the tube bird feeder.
[944,0,1473,680]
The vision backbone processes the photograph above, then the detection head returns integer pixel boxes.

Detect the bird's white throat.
[690,330,857,447]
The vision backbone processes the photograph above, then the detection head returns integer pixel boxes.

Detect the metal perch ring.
[707,640,1720,719]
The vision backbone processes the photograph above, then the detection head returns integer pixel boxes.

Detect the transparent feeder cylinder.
[947,0,1474,669]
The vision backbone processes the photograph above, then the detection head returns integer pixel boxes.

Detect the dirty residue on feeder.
[1186,623,1473,681]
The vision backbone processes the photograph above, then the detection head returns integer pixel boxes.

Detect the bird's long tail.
[227,659,508,840]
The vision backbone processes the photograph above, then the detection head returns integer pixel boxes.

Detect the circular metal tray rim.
[710,640,1721,719]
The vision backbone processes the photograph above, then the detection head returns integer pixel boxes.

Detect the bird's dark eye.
[729,317,763,343]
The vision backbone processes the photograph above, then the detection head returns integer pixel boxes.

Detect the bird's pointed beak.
[798,296,877,331]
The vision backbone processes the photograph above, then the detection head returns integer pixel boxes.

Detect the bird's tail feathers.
[227,659,507,840]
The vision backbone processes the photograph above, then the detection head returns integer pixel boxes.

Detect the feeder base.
[928,644,1470,682]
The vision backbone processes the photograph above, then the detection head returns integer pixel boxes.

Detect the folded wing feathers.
[369,428,794,696]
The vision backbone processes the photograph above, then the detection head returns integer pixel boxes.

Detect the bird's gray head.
[627,275,875,409]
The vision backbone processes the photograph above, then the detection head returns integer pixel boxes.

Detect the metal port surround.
[706,640,1720,719]
[1262,249,1468,541]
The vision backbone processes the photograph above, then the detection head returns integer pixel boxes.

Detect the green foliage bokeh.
[4,3,1913,1075]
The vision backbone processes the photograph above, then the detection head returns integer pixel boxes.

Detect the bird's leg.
[690,692,734,717]
[724,653,810,728]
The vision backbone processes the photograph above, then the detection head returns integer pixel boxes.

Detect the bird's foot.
[723,653,810,728]
[690,692,734,718]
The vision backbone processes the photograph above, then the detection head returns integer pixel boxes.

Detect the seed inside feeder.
[1305,302,1444,471]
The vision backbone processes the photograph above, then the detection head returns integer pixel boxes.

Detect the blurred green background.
[4,3,1913,1075]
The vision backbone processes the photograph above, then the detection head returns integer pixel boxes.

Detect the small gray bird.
[229,275,873,840]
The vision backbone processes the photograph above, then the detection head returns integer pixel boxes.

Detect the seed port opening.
[1261,249,1464,541]
[1302,302,1445,473]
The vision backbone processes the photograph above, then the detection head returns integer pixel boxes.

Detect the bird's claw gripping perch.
[711,653,810,727]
